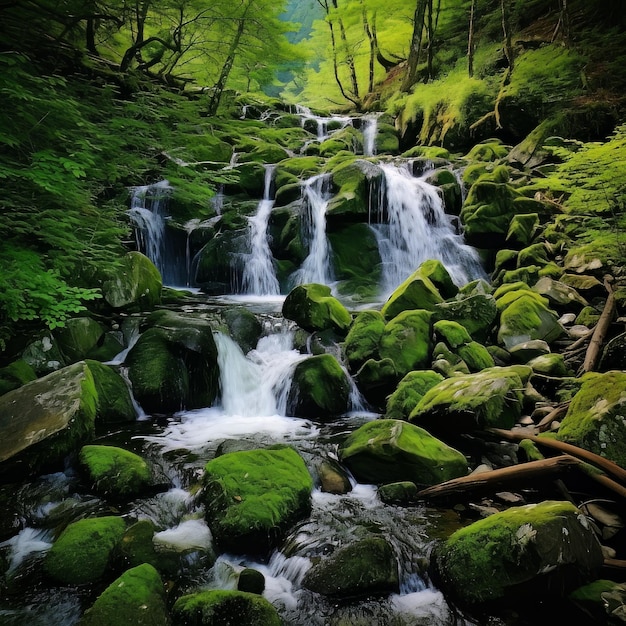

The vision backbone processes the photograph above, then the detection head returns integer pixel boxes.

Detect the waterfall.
[242,166,280,296]
[292,174,334,286]
[372,163,485,294]
[296,104,352,142]
[362,114,379,156]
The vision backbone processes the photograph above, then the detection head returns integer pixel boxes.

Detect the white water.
[362,114,380,156]
[296,104,352,142]
[292,174,334,286]
[242,165,280,295]
[372,162,485,295]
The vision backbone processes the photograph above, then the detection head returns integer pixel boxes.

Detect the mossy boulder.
[302,536,399,598]
[433,293,498,342]
[327,223,382,285]
[381,262,450,320]
[326,160,382,222]
[570,580,626,624]
[287,354,350,419]
[102,252,162,311]
[282,283,352,334]
[223,307,262,354]
[432,501,604,606]
[172,590,281,626]
[556,371,626,466]
[54,317,105,363]
[433,320,472,348]
[496,289,564,350]
[378,481,419,505]
[339,419,468,487]
[85,360,136,423]
[532,277,587,311]
[0,362,97,479]
[195,229,248,294]
[378,310,433,377]
[78,445,152,499]
[343,310,386,372]
[527,353,569,377]
[126,311,219,413]
[44,515,126,585]
[202,447,313,555]
[506,213,540,248]
[410,366,529,435]
[354,357,399,406]
[385,370,445,421]
[79,564,169,626]
[0,359,36,396]
[465,139,510,162]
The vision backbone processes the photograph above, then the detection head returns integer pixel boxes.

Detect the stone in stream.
[202,447,313,555]
[85,359,136,424]
[385,370,444,421]
[432,501,604,606]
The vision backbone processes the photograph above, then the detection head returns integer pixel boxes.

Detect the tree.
[401,0,427,92]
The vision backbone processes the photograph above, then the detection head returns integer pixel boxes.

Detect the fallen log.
[581,275,615,373]
[488,427,626,485]
[417,456,581,500]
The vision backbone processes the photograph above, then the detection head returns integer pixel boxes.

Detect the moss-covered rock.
[569,579,626,624]
[527,353,569,377]
[496,289,564,350]
[433,293,498,342]
[378,481,419,506]
[354,357,399,406]
[433,320,472,348]
[282,283,352,334]
[126,311,219,413]
[328,223,382,287]
[456,341,496,372]
[194,229,248,294]
[410,366,528,435]
[326,159,382,223]
[0,359,36,396]
[79,564,169,626]
[378,310,433,377]
[78,445,152,499]
[102,252,162,311]
[203,447,312,554]
[238,568,266,595]
[85,360,136,423]
[302,536,399,598]
[465,139,510,162]
[343,310,386,372]
[506,213,540,248]
[223,307,262,354]
[21,333,67,375]
[385,370,445,421]
[172,589,281,626]
[339,419,467,487]
[380,263,447,320]
[0,362,97,478]
[287,354,350,419]
[532,277,587,311]
[54,317,105,363]
[45,515,126,585]
[556,371,626,466]
[433,501,603,606]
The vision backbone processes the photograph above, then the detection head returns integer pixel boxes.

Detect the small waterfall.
[372,163,485,294]
[292,174,334,286]
[242,166,280,295]
[362,114,379,156]
[296,104,352,142]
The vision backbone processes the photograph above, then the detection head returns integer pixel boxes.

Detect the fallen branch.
[535,403,569,432]
[488,428,626,485]
[581,275,616,373]
[417,456,580,500]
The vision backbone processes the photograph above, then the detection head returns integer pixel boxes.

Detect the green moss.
[340,419,467,487]
[328,223,382,284]
[79,564,168,626]
[85,360,135,423]
[203,447,313,554]
[433,320,472,349]
[381,265,445,320]
[378,481,419,505]
[343,310,385,372]
[45,516,126,584]
[518,439,544,462]
[282,283,352,334]
[386,370,445,421]
[433,293,497,342]
[465,140,509,162]
[79,445,151,498]
[401,146,451,159]
[173,589,281,626]
[506,214,540,248]
[102,252,162,311]
[0,359,36,396]
[456,341,495,372]
[54,317,104,363]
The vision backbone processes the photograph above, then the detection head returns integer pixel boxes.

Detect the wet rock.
[600,332,626,371]
[433,293,498,342]
[223,307,262,354]
[238,568,266,595]
[432,501,604,606]
[44,515,126,584]
[385,370,444,421]
[506,213,540,247]
[508,339,551,363]
[533,276,588,311]
[288,354,350,419]
[173,589,281,626]
[102,251,162,311]
[0,362,97,479]
[302,536,400,598]
[556,371,626,467]
[85,360,136,423]
[339,419,468,487]
[0,359,36,396]
[202,447,313,555]
[79,564,169,626]
[282,283,352,335]
[527,353,569,377]
[570,580,626,625]
[21,333,66,375]
[316,458,352,495]
[378,481,419,506]
[54,317,106,363]
[343,310,386,372]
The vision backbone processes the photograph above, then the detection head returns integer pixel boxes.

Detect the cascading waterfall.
[362,114,379,156]
[291,174,334,287]
[242,165,280,296]
[371,162,486,294]
[296,104,352,142]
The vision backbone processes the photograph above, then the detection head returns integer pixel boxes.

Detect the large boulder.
[326,159,382,223]
[385,370,445,421]
[78,445,153,499]
[282,283,352,334]
[0,359,36,396]
[433,293,498,342]
[202,447,313,555]
[410,366,530,436]
[339,419,468,487]
[302,536,399,598]
[433,501,604,606]
[102,251,162,310]
[343,310,386,372]
[172,590,281,626]
[54,317,105,363]
[85,360,136,423]
[195,230,248,294]
[0,362,97,479]
[44,515,127,585]
[126,311,219,413]
[287,354,350,419]
[556,371,626,467]
[79,564,169,626]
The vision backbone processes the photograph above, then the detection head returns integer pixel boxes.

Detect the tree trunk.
[332,0,360,102]
[468,0,476,77]
[500,0,514,70]
[401,0,428,92]
[360,1,376,93]
[581,276,615,373]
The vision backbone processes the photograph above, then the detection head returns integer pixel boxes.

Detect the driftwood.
[416,456,581,500]
[488,427,626,485]
[535,403,569,432]
[581,275,616,373]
